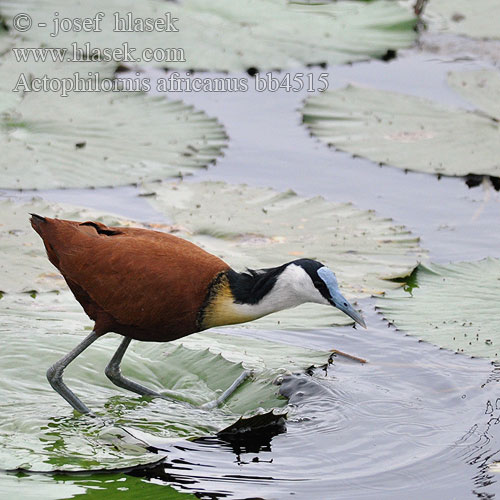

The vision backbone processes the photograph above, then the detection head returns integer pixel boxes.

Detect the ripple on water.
[125,314,500,499]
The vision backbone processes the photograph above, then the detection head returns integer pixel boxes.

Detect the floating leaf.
[0,25,12,55]
[144,181,423,328]
[0,90,227,189]
[0,473,186,500]
[423,0,500,40]
[0,291,328,471]
[175,330,328,374]
[377,259,500,359]
[302,70,500,178]
[0,39,117,109]
[447,69,500,119]
[0,0,417,71]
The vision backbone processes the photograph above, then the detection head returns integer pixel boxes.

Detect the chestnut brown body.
[31,216,230,342]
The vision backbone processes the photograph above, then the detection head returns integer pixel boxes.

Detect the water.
[2,44,500,499]
[117,310,500,499]
[14,51,500,264]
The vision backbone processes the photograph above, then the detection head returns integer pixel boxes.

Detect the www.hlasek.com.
[11,43,186,64]
[12,71,329,97]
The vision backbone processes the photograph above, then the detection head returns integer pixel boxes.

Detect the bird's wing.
[32,217,229,333]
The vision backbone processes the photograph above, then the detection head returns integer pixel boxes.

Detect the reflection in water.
[215,411,287,460]
[461,399,500,495]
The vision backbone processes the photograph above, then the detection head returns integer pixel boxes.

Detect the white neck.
[229,264,328,320]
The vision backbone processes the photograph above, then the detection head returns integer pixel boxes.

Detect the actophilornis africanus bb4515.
[31,214,366,414]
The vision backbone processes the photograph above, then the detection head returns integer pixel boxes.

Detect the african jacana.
[31,214,366,414]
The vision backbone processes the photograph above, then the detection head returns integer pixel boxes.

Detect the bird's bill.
[343,304,367,329]
[330,293,367,329]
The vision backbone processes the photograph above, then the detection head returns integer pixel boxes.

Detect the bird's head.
[206,258,367,330]
[278,259,367,328]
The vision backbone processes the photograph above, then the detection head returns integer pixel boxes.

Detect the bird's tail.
[30,213,48,236]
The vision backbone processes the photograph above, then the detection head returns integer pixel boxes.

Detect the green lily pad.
[0,38,117,109]
[0,89,227,189]
[0,0,417,71]
[302,69,500,178]
[176,330,328,374]
[377,259,500,359]
[423,0,500,40]
[144,181,423,328]
[0,23,12,53]
[0,472,195,500]
[0,290,329,471]
[447,69,500,119]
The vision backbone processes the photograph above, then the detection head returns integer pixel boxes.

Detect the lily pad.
[0,39,117,109]
[0,0,417,70]
[423,0,500,40]
[0,474,197,500]
[302,70,500,178]
[0,290,329,471]
[144,181,423,328]
[0,473,188,500]
[0,89,227,189]
[0,23,12,54]
[447,69,500,119]
[377,259,500,359]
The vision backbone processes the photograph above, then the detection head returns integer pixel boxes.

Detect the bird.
[30,213,366,414]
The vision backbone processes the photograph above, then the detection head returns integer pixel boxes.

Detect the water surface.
[2,47,500,499]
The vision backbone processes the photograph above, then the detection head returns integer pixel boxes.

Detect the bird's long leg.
[47,330,102,415]
[105,337,163,397]
[106,337,252,408]
[201,370,252,410]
